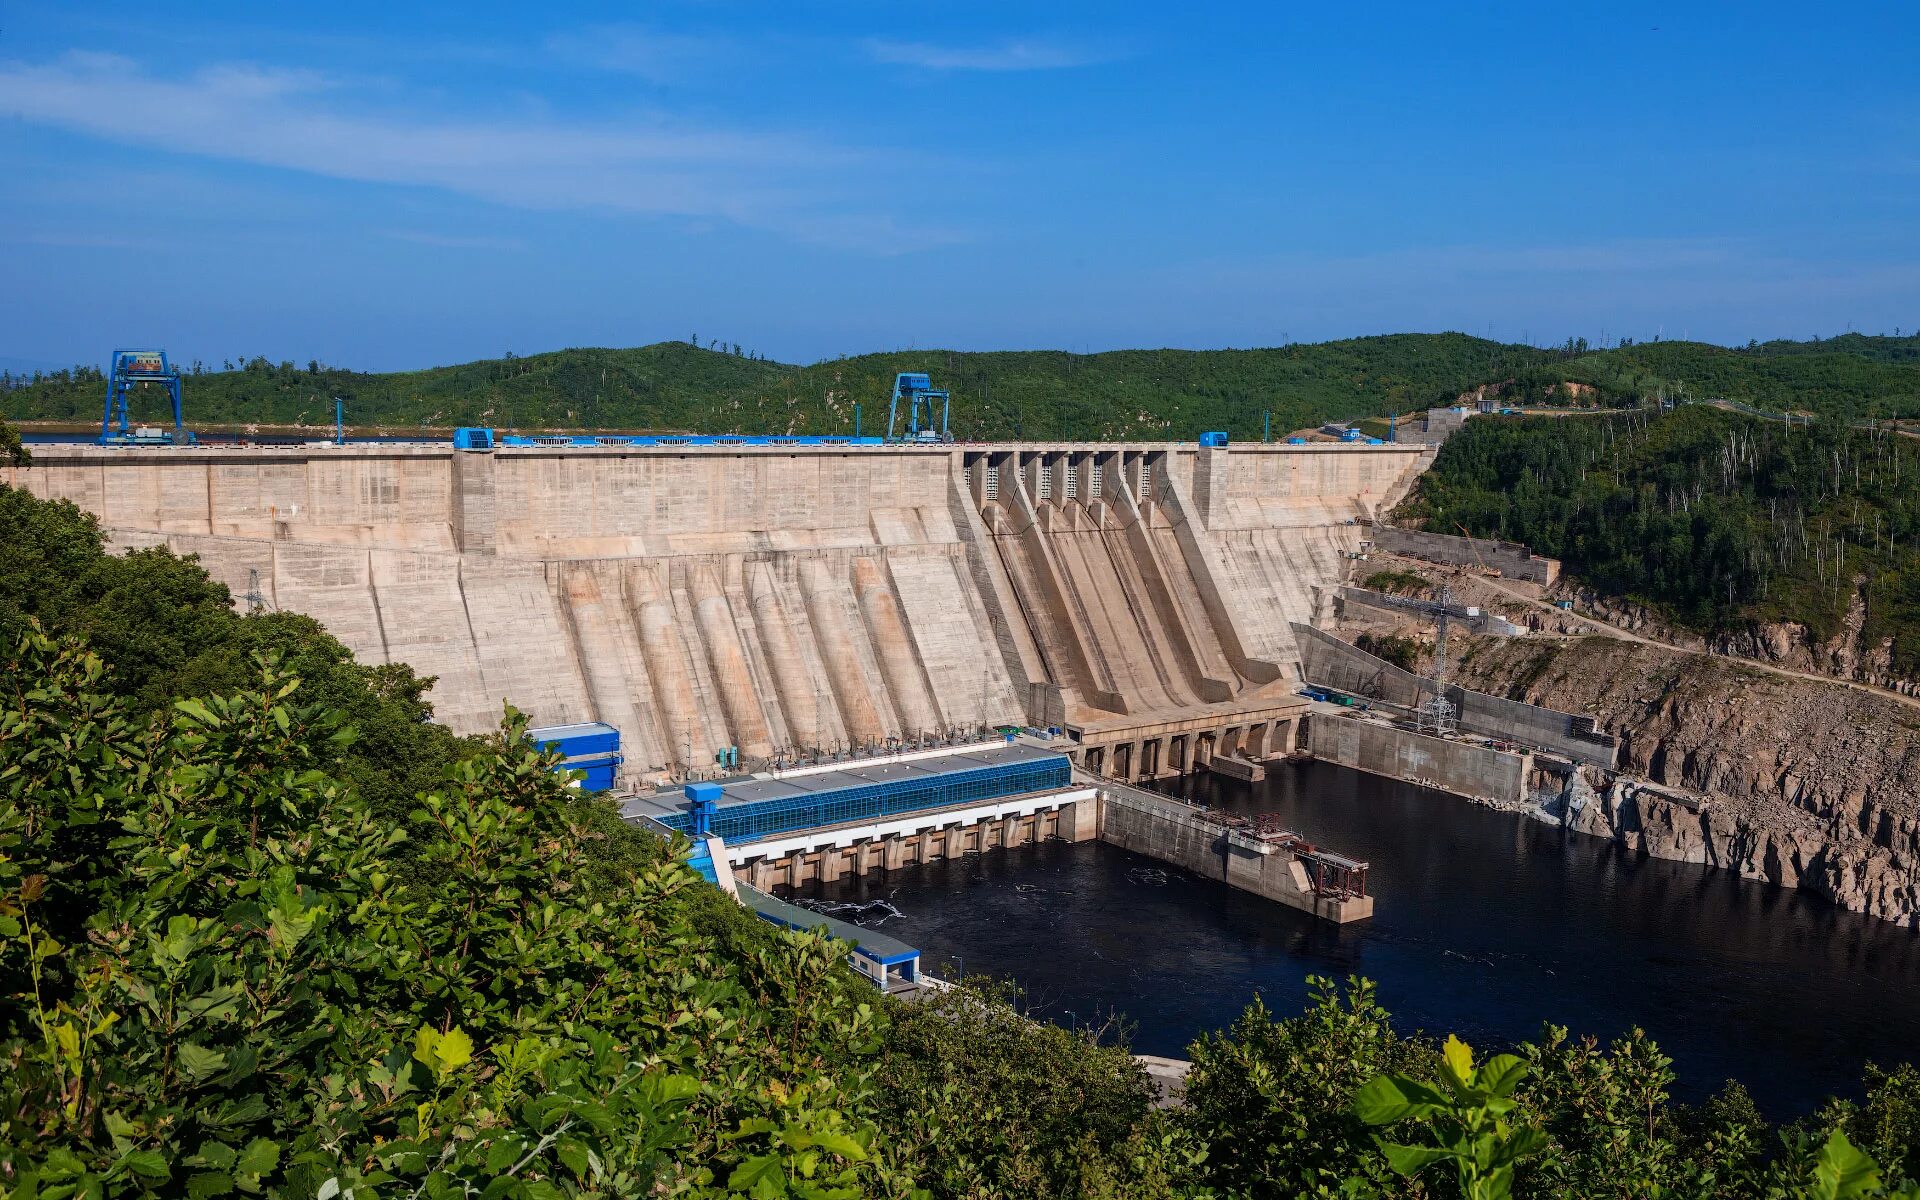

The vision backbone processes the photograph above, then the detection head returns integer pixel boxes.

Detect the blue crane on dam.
[886,372,951,443]
[99,349,196,446]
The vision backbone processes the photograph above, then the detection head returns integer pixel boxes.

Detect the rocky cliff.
[1568,586,1918,698]
[1453,636,1920,926]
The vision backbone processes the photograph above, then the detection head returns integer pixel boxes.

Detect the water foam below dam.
[8,439,1428,783]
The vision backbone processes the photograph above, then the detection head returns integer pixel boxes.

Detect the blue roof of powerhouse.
[700,741,1064,810]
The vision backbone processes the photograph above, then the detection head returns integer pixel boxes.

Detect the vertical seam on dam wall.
[452,558,492,715]
[366,549,392,664]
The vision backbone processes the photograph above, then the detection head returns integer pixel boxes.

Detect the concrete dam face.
[9,440,1428,783]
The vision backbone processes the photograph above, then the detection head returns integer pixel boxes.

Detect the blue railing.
[495,433,887,448]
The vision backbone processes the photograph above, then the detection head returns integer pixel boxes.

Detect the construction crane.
[99,349,195,446]
[886,372,950,443]
[1361,582,1478,736]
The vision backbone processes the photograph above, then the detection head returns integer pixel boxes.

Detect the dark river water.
[786,761,1920,1117]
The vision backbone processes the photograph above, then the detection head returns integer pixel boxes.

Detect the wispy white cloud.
[543,25,735,84]
[863,37,1116,72]
[0,52,956,252]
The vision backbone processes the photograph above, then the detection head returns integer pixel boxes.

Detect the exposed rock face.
[1455,636,1920,927]
[1569,584,1917,697]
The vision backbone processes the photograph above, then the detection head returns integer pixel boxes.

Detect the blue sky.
[2,1,1917,371]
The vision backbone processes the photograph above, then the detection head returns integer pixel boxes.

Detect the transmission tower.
[244,567,270,615]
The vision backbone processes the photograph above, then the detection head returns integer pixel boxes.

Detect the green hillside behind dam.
[8,330,1920,439]
[1398,403,1920,680]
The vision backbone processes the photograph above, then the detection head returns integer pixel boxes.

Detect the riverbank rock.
[1457,636,1920,928]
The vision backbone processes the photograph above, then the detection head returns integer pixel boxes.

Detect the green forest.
[8,329,1920,442]
[0,336,1543,442]
[8,482,1920,1196]
[1398,406,1920,677]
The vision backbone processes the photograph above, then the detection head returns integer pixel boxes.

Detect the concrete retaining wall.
[1294,624,1616,766]
[1372,527,1559,585]
[1306,715,1525,805]
[1097,782,1371,921]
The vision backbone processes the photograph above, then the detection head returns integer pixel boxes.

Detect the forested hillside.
[9,331,1920,439]
[1496,340,1920,413]
[1398,406,1920,677]
[0,335,1550,440]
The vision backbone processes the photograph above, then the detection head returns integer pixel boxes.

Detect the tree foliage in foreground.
[1,631,900,1197]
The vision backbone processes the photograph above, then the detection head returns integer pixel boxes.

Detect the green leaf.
[175,698,218,725]
[235,1138,279,1177]
[1353,1075,1446,1125]
[1440,1034,1474,1090]
[1494,1125,1548,1166]
[436,1026,473,1073]
[119,1150,171,1180]
[193,1142,238,1170]
[179,1042,229,1082]
[557,1139,591,1180]
[809,1132,867,1162]
[728,1155,786,1190]
[202,1095,270,1127]
[1809,1130,1883,1200]
[1477,1054,1528,1098]
[1379,1141,1454,1178]
[411,1026,440,1071]
[188,1172,236,1200]
[412,1025,474,1079]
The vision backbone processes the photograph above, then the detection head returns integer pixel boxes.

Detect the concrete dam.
[7,439,1429,785]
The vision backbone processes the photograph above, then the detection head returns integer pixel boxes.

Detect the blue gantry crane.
[886,372,951,443]
[99,349,195,446]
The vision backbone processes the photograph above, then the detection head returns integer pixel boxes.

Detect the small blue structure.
[686,781,721,835]
[99,349,193,446]
[886,372,951,443]
[527,721,623,791]
[1199,431,1229,448]
[452,427,495,450]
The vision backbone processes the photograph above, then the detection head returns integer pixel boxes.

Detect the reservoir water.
[788,761,1920,1117]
